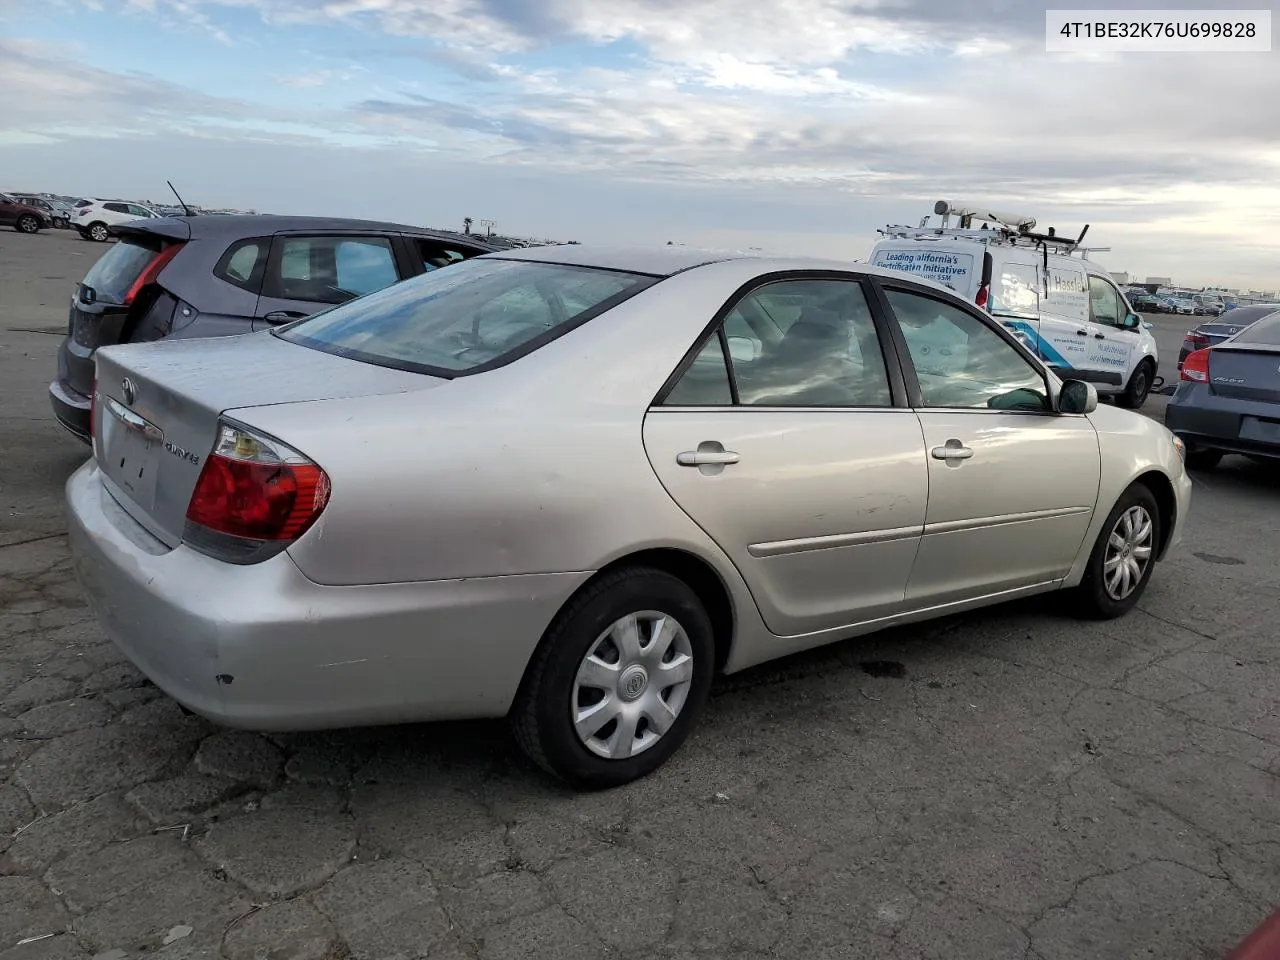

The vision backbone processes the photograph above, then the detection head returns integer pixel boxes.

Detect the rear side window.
[266,235,400,305]
[277,258,656,376]
[80,240,160,304]
[213,238,269,293]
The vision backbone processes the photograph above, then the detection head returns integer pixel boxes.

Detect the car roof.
[485,243,958,292]
[121,213,507,249]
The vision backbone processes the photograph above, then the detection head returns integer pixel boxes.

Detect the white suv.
[74,199,160,242]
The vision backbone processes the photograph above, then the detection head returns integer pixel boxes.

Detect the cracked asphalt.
[2,229,1278,960]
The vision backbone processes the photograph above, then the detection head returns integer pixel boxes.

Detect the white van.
[869,202,1159,408]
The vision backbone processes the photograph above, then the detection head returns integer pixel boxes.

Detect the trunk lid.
[1208,345,1280,404]
[93,332,442,546]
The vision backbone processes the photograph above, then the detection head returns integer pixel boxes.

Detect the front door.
[0,197,17,228]
[643,276,928,637]
[1087,275,1138,381]
[252,233,405,330]
[877,284,1102,608]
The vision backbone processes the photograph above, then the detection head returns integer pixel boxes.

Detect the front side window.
[884,288,1049,411]
[1089,276,1125,327]
[104,202,130,214]
[662,278,893,408]
[277,258,655,375]
[416,240,471,271]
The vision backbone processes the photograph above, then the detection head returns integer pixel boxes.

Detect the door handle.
[1094,333,1106,339]
[1075,329,1088,336]
[931,439,974,461]
[263,310,307,324]
[677,450,740,466]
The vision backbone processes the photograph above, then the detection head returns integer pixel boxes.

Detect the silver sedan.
[67,244,1192,788]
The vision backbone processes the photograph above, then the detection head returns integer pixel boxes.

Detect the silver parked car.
[67,245,1192,788]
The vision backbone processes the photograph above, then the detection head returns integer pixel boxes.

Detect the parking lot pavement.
[2,230,1277,960]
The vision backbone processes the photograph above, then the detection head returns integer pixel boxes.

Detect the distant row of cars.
[1,191,182,240]
[1125,288,1225,317]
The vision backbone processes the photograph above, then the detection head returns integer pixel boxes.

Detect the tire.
[1070,483,1162,620]
[88,222,110,242]
[1115,360,1154,409]
[510,566,715,789]
[1186,447,1222,471]
[16,215,40,234]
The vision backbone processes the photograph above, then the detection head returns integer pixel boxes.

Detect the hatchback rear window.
[276,258,658,376]
[80,240,162,305]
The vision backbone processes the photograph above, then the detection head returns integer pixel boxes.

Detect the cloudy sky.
[2,0,1277,289]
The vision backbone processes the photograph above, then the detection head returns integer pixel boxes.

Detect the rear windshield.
[1231,313,1280,346]
[80,239,161,304]
[276,258,658,376]
[1216,306,1280,327]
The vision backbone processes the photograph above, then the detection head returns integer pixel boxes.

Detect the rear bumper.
[66,461,590,730]
[49,378,91,444]
[1165,385,1280,459]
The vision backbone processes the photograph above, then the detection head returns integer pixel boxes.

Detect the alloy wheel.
[90,224,109,242]
[571,610,694,760]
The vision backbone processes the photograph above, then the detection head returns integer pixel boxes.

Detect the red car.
[1228,908,1280,959]
[0,192,52,233]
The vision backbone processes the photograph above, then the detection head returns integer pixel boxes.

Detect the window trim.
[869,277,1057,416]
[651,270,911,411]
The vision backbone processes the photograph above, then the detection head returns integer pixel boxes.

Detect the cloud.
[5,0,1280,286]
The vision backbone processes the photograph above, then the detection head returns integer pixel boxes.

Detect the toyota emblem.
[121,377,136,406]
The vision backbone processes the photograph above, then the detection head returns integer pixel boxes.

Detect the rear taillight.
[185,422,330,563]
[78,209,89,217]
[122,243,184,305]
[1180,348,1211,382]
[89,374,97,445]
[975,285,989,308]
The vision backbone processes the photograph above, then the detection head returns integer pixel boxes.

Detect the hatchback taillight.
[184,422,330,564]
[122,242,184,306]
[1180,348,1211,382]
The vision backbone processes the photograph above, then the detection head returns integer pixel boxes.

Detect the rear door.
[1033,259,1102,382]
[252,233,406,329]
[0,196,18,227]
[643,274,928,637]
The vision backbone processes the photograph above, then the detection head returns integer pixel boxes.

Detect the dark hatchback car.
[1176,304,1280,370]
[1166,310,1280,469]
[49,215,506,442]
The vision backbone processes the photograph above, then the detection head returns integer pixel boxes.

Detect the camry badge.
[121,378,136,406]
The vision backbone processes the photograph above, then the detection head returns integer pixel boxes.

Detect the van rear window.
[872,246,975,293]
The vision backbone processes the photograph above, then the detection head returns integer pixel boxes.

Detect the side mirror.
[725,336,759,363]
[1059,379,1098,415]
[1122,312,1142,330]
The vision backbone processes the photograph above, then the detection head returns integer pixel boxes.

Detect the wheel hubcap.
[1103,505,1153,600]
[572,610,694,760]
